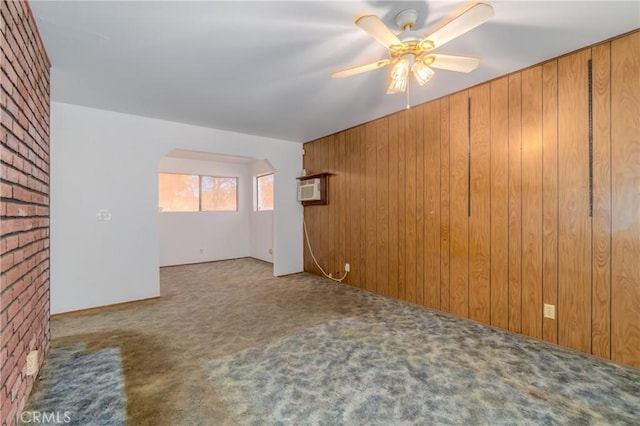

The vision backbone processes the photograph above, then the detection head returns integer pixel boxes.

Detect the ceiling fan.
[332,2,494,95]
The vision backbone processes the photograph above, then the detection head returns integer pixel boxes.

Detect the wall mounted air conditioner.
[297,178,322,202]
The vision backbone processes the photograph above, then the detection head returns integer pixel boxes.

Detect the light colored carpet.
[23,258,640,425]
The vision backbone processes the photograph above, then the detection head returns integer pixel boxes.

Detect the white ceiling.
[165,149,255,164]
[30,1,639,143]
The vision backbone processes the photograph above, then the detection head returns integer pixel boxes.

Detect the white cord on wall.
[302,214,348,283]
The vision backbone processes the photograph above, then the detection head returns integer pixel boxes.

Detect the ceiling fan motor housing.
[395,9,418,31]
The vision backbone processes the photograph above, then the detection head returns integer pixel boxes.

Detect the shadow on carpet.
[205,316,640,425]
[19,343,126,426]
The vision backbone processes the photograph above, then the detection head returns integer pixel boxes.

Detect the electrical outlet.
[26,350,38,376]
[544,304,556,319]
[344,263,350,272]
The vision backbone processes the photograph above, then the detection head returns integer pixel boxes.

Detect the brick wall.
[0,1,51,425]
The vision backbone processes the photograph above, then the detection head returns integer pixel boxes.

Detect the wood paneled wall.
[302,31,640,368]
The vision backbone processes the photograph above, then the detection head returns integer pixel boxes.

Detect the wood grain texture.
[388,113,400,299]
[611,32,640,367]
[469,83,492,324]
[405,107,418,304]
[591,42,612,359]
[376,118,390,296]
[424,101,441,310]
[338,131,348,280]
[508,73,523,333]
[303,142,315,273]
[490,77,510,329]
[398,109,407,301]
[440,97,451,312]
[365,122,378,293]
[415,104,426,306]
[558,48,592,353]
[301,30,640,368]
[521,66,544,339]
[542,60,559,344]
[359,126,368,290]
[317,137,331,277]
[345,128,359,287]
[449,90,470,318]
[329,134,338,277]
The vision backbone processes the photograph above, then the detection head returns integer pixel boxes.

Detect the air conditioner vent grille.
[298,178,322,201]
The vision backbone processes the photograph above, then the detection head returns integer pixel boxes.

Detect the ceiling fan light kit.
[332,2,494,96]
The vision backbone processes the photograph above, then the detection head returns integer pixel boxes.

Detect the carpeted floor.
[23,258,640,425]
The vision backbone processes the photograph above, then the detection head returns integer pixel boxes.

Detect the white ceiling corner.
[29,1,640,143]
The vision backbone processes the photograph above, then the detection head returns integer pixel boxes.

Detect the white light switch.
[97,209,112,221]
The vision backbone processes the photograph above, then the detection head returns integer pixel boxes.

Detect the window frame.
[256,173,274,212]
[158,172,239,213]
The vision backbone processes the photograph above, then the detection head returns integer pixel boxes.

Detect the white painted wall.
[158,157,251,267]
[250,160,274,263]
[50,102,303,314]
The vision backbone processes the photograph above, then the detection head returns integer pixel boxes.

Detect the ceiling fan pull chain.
[406,77,411,109]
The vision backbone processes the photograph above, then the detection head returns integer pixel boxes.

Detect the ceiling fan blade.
[428,54,481,73]
[331,59,391,79]
[423,2,494,49]
[355,15,402,48]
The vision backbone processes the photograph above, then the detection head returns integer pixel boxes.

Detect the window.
[201,176,237,211]
[158,173,199,212]
[256,173,274,211]
[159,173,237,212]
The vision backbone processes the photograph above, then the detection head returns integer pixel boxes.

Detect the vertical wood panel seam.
[587,55,594,354]
[468,96,472,314]
[449,100,452,311]
[468,97,472,217]
[490,89,494,323]
[541,69,546,332]
[588,56,595,355]
[555,61,560,343]
[588,59,594,217]
[520,74,524,331]
[609,42,613,359]
[507,80,511,325]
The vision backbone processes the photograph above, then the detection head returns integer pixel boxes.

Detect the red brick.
[1,396,18,426]
[1,235,19,255]
[0,252,14,271]
[1,1,50,422]
[0,182,13,198]
[1,218,33,234]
